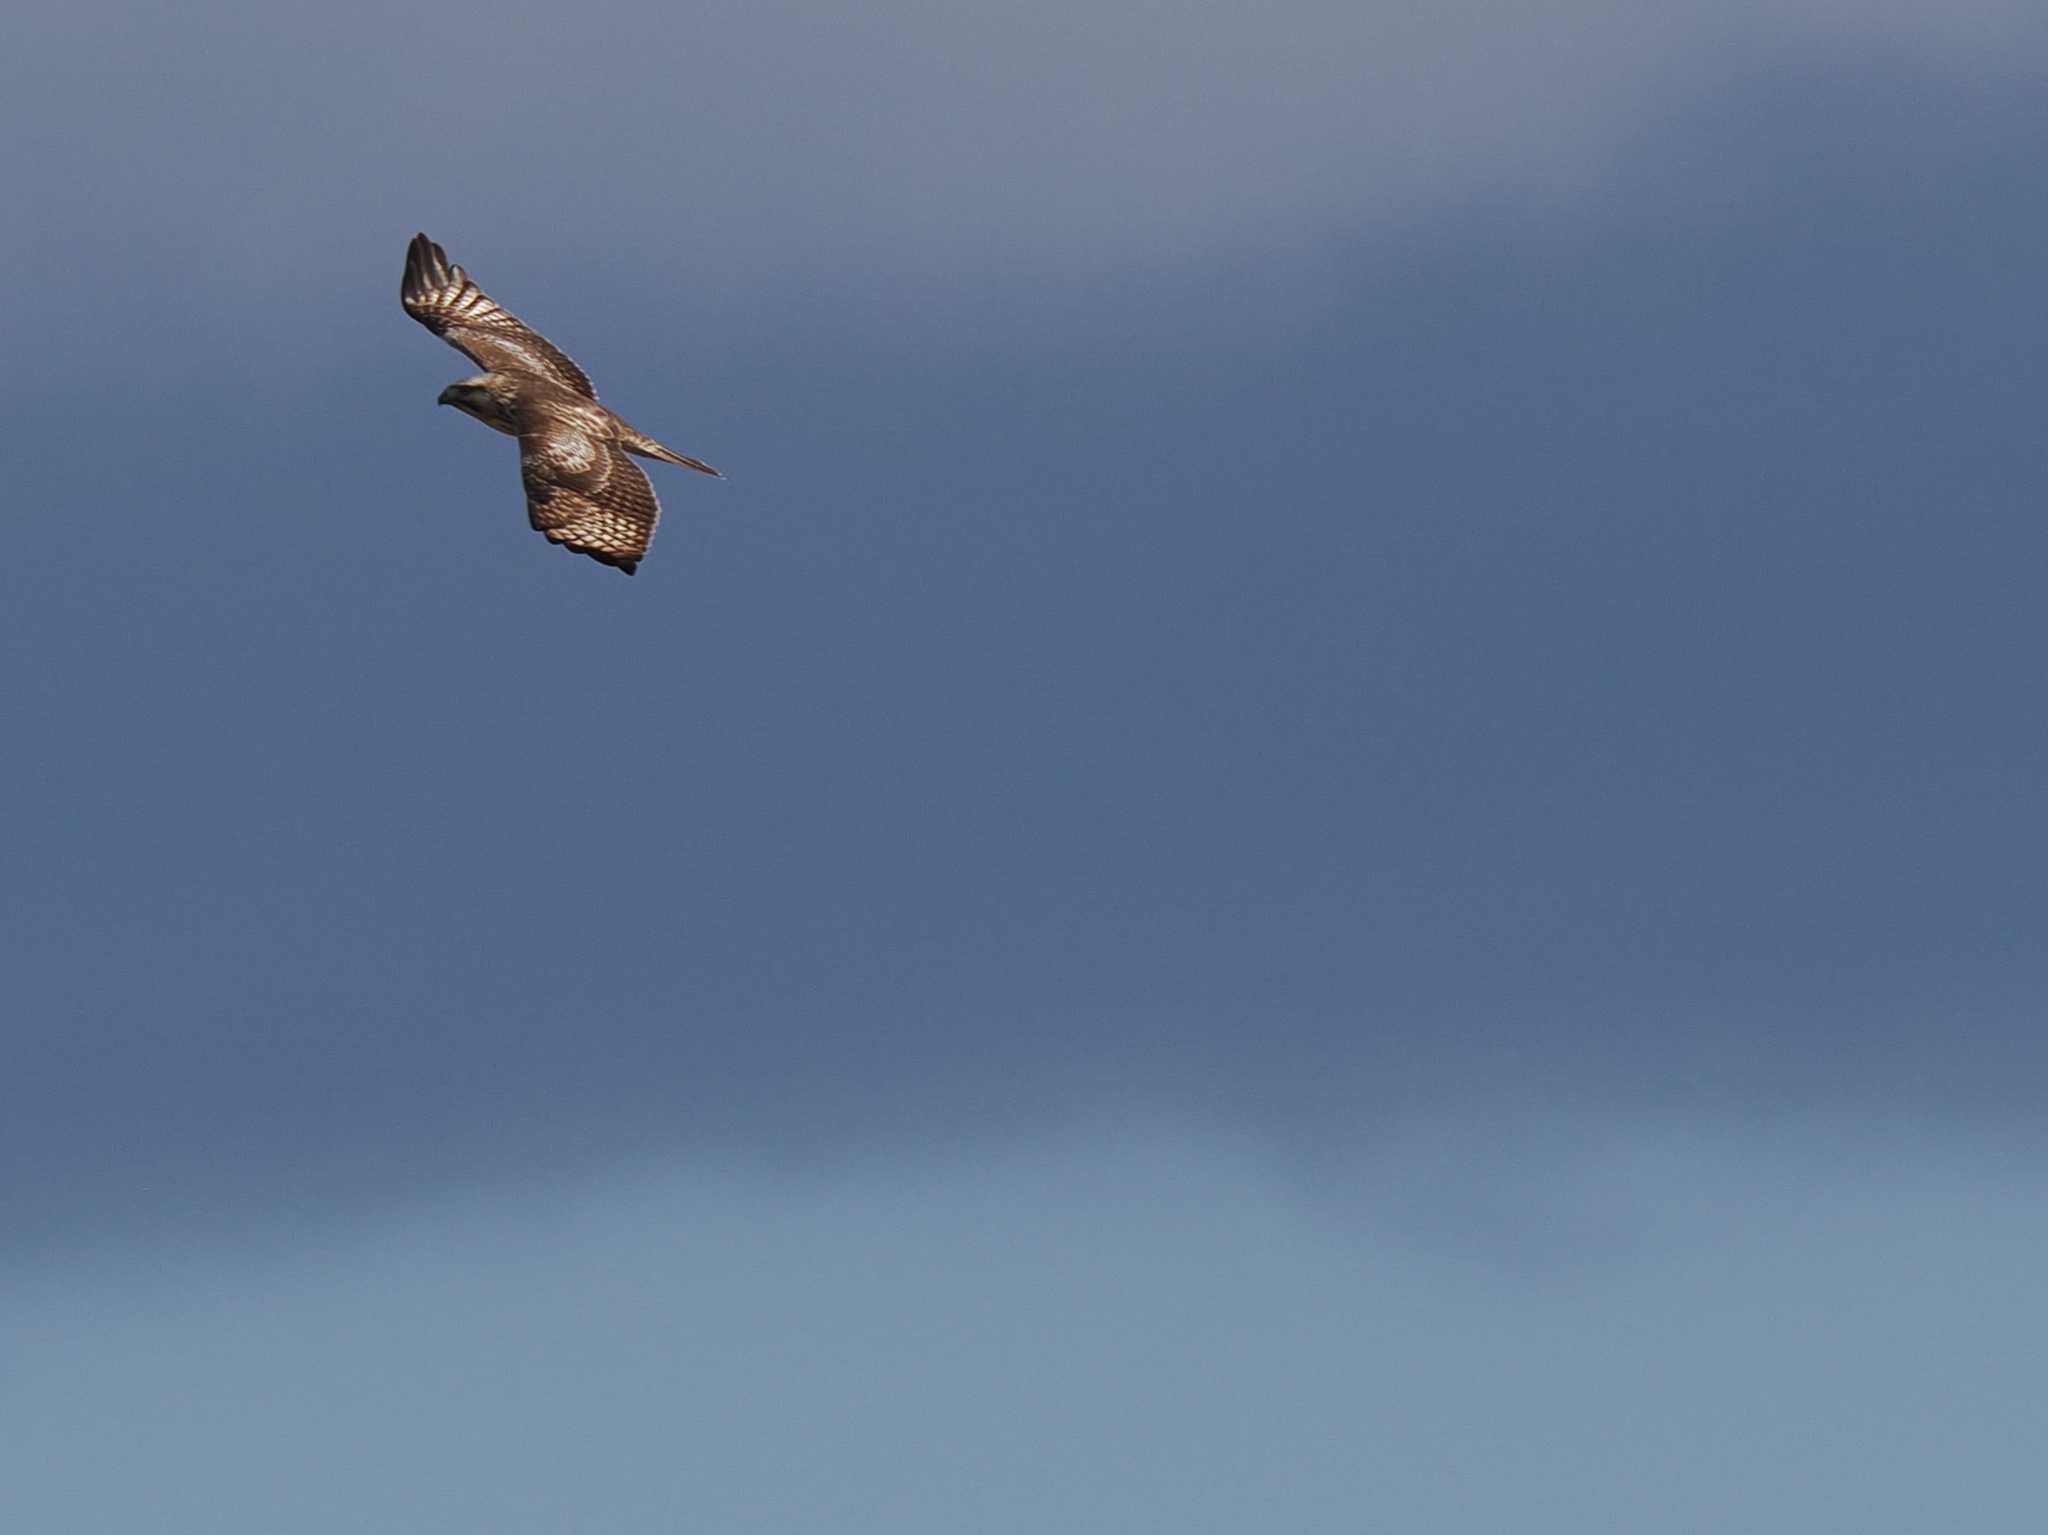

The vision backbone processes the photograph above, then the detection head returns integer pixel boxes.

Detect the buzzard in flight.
[401,233,719,575]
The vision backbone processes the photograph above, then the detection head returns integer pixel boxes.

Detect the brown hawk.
[401,233,720,575]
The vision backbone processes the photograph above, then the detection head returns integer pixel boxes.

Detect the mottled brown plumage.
[401,232,719,575]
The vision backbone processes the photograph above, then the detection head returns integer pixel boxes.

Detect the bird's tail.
[617,423,721,477]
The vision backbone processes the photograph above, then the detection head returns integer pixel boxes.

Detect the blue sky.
[5,3,2047,1527]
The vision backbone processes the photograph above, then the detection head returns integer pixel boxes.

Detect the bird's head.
[437,375,520,434]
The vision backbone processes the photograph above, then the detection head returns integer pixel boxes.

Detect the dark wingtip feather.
[402,232,455,303]
[402,233,433,305]
[560,543,642,575]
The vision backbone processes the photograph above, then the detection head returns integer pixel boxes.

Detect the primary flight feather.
[401,233,719,575]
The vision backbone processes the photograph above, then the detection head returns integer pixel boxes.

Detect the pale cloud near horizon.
[11,1112,2044,1531]
[5,0,2042,350]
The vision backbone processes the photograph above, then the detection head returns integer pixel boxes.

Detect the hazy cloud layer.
[6,0,2045,354]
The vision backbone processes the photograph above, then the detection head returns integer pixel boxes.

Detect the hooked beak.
[436,386,460,407]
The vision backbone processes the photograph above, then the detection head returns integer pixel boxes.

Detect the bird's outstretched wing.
[519,420,661,574]
[402,233,597,399]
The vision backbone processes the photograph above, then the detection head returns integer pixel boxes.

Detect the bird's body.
[401,233,718,575]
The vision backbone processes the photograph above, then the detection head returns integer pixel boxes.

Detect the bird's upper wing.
[519,419,661,575]
[402,233,597,399]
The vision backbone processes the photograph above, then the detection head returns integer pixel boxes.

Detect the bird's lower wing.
[520,429,660,575]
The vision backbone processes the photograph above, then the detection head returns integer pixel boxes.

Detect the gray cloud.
[5,0,2043,355]
[8,66,2048,1242]
[6,18,2048,1242]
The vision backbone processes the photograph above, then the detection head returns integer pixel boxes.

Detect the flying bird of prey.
[401,233,719,575]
